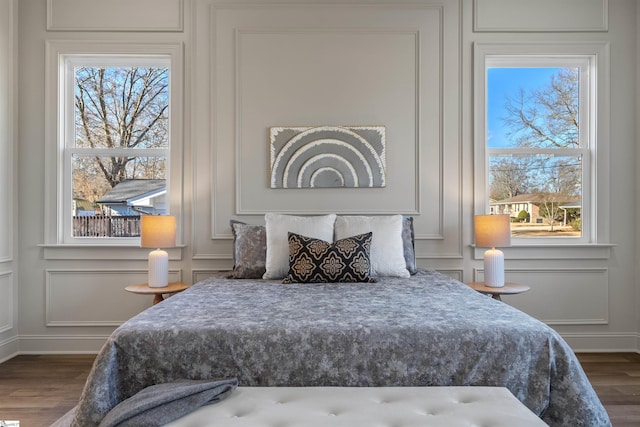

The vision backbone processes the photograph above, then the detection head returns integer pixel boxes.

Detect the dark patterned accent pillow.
[283,232,375,284]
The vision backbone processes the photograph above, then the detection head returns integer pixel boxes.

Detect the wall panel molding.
[561,332,638,353]
[233,28,424,217]
[0,271,13,334]
[207,2,449,240]
[45,269,182,326]
[189,0,462,259]
[436,269,463,281]
[12,332,637,355]
[0,0,15,263]
[18,335,109,354]
[191,269,222,284]
[47,0,184,32]
[196,0,464,261]
[473,0,608,32]
[473,267,609,325]
[0,335,18,363]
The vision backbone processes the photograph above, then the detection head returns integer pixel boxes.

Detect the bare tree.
[72,157,110,206]
[502,68,579,149]
[536,193,563,231]
[74,67,169,189]
[532,158,581,230]
[489,157,535,200]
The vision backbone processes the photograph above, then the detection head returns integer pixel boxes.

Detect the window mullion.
[68,147,169,157]
[488,147,586,156]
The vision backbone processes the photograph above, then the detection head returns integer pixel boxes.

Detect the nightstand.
[125,282,189,305]
[465,282,530,301]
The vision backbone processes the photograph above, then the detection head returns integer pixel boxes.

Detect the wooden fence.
[73,215,141,237]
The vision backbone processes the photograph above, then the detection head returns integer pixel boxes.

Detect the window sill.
[40,244,184,261]
[472,243,614,261]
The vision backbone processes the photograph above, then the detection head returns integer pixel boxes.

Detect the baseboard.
[18,334,108,354]
[0,335,19,363]
[560,332,640,352]
[3,332,638,356]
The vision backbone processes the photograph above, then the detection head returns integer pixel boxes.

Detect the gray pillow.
[402,216,417,275]
[230,220,267,279]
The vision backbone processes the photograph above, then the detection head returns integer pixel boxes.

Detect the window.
[45,42,183,245]
[474,42,609,245]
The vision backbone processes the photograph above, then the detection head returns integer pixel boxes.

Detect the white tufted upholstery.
[166,386,548,427]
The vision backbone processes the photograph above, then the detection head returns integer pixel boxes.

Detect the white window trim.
[473,41,610,246]
[44,41,184,246]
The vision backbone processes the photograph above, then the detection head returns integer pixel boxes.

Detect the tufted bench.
[165,386,548,426]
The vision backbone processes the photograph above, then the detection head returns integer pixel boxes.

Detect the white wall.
[464,0,637,351]
[0,0,18,362]
[636,2,640,348]
[1,0,637,356]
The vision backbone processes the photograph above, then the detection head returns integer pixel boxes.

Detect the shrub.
[570,218,582,231]
[517,210,530,222]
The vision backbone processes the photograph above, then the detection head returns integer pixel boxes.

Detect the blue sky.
[487,67,561,148]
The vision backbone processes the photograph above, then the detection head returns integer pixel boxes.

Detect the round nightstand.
[465,282,530,301]
[125,282,189,305]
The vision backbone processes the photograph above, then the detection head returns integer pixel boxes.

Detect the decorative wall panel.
[232,28,425,214]
[474,0,608,32]
[46,269,181,326]
[47,0,184,31]
[475,268,609,325]
[0,271,12,333]
[202,1,459,257]
[0,0,13,263]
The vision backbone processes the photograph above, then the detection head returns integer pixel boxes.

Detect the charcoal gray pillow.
[230,220,267,279]
[402,216,417,275]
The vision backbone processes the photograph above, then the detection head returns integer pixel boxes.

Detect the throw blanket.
[70,270,611,426]
[98,378,237,427]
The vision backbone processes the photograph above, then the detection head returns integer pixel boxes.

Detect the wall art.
[269,126,386,189]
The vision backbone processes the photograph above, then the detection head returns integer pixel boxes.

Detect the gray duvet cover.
[72,269,610,426]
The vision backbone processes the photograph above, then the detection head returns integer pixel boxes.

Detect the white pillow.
[335,215,410,278]
[263,213,337,279]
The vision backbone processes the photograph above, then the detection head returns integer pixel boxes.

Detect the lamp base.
[148,248,169,288]
[484,247,505,288]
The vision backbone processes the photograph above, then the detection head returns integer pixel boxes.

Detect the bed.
[70,269,610,426]
[68,214,610,426]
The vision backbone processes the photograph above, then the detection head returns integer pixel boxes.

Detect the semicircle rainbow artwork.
[269,126,386,189]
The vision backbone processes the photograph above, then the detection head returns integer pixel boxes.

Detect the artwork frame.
[269,126,386,189]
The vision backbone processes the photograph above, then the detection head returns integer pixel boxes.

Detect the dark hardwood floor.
[577,353,640,427]
[0,353,639,426]
[0,355,95,427]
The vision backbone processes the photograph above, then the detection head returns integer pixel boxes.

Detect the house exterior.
[490,194,581,225]
[490,194,541,222]
[96,179,167,216]
[72,198,99,216]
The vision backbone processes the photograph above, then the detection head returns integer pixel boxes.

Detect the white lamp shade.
[474,214,511,248]
[141,215,176,249]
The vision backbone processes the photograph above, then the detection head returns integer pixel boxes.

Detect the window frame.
[473,42,610,246]
[44,41,184,246]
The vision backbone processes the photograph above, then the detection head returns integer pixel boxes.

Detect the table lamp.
[140,215,176,288]
[474,214,511,288]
